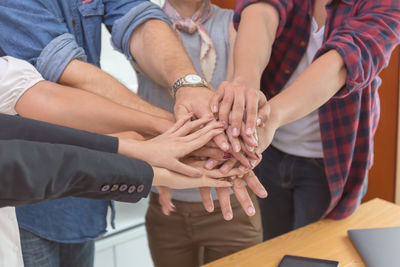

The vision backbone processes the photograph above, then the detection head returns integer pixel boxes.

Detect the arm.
[257,1,400,153]
[0,113,118,153]
[210,3,279,138]
[0,139,154,207]
[16,79,173,136]
[58,59,174,121]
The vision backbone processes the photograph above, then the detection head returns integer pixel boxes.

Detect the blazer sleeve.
[0,114,118,153]
[0,139,153,207]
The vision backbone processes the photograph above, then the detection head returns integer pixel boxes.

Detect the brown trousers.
[145,191,262,267]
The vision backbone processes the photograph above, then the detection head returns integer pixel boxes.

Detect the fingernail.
[239,165,248,172]
[254,132,259,142]
[221,121,228,129]
[248,206,255,215]
[225,212,233,220]
[256,118,262,126]
[221,164,230,173]
[258,188,268,197]
[246,127,253,135]
[207,206,214,212]
[232,127,239,136]
[222,142,229,151]
[251,137,258,146]
[234,144,241,152]
[212,105,218,113]
[223,152,232,159]
[251,160,257,168]
[205,159,214,169]
[246,144,255,152]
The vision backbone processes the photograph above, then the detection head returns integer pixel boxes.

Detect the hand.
[199,170,267,220]
[118,113,224,177]
[174,86,231,152]
[210,80,269,146]
[151,162,244,189]
[109,131,145,141]
[156,186,175,216]
[154,158,247,216]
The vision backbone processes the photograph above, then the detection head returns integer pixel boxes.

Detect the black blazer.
[0,114,153,207]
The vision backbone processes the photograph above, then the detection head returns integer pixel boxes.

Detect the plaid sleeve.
[233,0,292,38]
[318,1,400,98]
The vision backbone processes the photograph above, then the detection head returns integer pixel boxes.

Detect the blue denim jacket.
[0,0,169,242]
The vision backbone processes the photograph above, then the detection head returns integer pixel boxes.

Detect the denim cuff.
[36,33,87,82]
[111,2,171,61]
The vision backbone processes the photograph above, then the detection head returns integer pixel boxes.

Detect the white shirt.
[0,56,44,267]
[272,18,325,158]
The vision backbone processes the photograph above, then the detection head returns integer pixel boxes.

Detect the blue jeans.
[255,146,331,241]
[19,228,95,267]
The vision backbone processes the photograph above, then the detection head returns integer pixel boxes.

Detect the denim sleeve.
[36,34,86,82]
[0,1,86,82]
[107,1,171,61]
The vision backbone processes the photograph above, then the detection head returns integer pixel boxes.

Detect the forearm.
[58,59,174,121]
[270,50,347,127]
[15,80,173,136]
[130,19,197,89]
[233,3,279,88]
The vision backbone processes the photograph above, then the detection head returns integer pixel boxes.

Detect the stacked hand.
[167,83,271,220]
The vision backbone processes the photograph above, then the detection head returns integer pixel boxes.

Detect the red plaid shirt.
[234,0,400,219]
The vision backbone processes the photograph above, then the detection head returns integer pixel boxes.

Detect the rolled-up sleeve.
[233,0,292,37]
[108,1,171,61]
[36,34,86,82]
[317,1,400,98]
[0,1,86,82]
[0,57,44,115]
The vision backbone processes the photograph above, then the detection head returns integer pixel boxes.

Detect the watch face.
[185,74,202,83]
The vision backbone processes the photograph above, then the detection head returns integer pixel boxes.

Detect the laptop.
[348,227,400,267]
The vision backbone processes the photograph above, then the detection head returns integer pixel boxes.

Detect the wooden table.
[203,198,400,267]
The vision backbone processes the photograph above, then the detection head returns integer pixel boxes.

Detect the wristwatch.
[171,74,209,98]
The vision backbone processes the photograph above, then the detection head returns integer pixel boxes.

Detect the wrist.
[232,75,260,90]
[117,138,143,160]
[151,167,170,187]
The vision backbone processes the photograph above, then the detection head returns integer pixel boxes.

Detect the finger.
[213,132,230,152]
[174,104,192,121]
[165,112,193,134]
[230,89,245,137]
[184,121,224,141]
[210,83,226,113]
[204,167,246,178]
[231,150,252,169]
[218,88,234,128]
[174,115,215,137]
[240,141,259,161]
[227,126,242,153]
[199,187,214,212]
[173,161,203,177]
[218,157,237,174]
[185,129,225,154]
[257,101,271,126]
[190,147,229,161]
[201,177,233,188]
[231,179,256,216]
[157,188,175,216]
[241,123,258,147]
[216,187,233,221]
[245,89,259,136]
[243,171,268,198]
[204,159,222,170]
